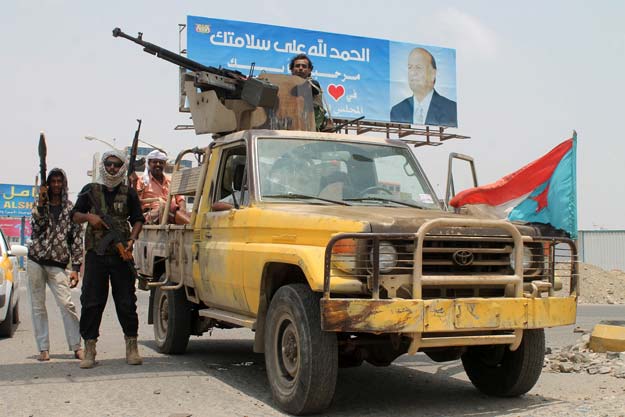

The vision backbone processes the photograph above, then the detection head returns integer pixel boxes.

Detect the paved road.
[546,304,625,348]
[1,287,624,417]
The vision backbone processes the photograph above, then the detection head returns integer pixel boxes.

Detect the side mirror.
[9,245,28,257]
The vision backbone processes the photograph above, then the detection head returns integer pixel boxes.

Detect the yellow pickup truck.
[110,28,578,414]
[134,128,578,415]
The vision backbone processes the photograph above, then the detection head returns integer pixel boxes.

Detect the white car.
[0,228,27,338]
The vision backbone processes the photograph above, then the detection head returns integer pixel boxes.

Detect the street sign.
[0,184,37,217]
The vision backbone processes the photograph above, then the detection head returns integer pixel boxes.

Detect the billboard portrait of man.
[390,47,457,127]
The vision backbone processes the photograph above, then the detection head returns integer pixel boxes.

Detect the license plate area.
[454,301,501,329]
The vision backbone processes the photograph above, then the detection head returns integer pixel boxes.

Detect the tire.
[461,329,545,397]
[153,285,191,354]
[264,284,338,415]
[0,295,18,338]
[13,299,19,324]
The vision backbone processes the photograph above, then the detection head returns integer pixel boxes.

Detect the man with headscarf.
[72,150,144,369]
[133,149,189,224]
[28,168,84,362]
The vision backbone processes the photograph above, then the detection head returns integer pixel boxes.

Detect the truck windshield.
[257,138,439,209]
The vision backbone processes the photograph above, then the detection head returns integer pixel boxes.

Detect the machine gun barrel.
[112,27,238,77]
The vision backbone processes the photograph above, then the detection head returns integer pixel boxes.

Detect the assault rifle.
[128,119,141,181]
[83,190,138,279]
[96,213,139,280]
[112,27,276,106]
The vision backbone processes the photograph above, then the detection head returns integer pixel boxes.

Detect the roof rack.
[329,118,470,147]
[174,119,470,147]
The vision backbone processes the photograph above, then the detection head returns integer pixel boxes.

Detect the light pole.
[138,139,167,154]
[83,135,120,150]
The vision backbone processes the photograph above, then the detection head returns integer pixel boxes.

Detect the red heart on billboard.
[327,84,345,101]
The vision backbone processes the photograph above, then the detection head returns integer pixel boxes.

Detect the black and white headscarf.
[98,149,128,188]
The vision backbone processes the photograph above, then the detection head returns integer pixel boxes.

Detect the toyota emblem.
[452,250,474,266]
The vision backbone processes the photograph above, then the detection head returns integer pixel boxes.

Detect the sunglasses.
[104,161,124,168]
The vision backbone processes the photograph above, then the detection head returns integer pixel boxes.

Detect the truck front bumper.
[322,219,579,352]
[321,295,577,333]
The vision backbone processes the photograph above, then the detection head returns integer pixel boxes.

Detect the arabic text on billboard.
[187,16,457,127]
[0,184,37,217]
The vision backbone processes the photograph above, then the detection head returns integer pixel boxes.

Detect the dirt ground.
[577,263,625,304]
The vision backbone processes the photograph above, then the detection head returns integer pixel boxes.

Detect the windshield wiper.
[263,193,351,206]
[344,197,427,209]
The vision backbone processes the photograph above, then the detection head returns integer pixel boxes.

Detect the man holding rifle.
[72,150,144,369]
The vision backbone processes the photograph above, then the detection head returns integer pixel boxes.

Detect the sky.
[2,0,624,230]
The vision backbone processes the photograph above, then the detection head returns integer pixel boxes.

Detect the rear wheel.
[265,284,338,415]
[0,295,18,338]
[461,329,545,397]
[153,284,191,354]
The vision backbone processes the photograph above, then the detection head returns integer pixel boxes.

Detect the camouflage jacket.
[28,201,83,271]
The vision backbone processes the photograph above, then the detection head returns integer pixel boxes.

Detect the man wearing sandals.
[27,168,84,362]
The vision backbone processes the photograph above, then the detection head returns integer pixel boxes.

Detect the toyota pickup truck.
[114,30,577,414]
[133,128,578,415]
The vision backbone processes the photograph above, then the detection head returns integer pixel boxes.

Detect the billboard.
[0,184,37,217]
[0,218,31,239]
[187,16,457,127]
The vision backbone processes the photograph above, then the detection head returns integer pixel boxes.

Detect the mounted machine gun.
[113,28,324,135]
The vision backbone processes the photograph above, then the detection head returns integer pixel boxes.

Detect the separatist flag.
[449,133,577,238]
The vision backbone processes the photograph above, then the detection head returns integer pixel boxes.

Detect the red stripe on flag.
[450,138,573,207]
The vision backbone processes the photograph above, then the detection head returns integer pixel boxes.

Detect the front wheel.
[461,329,545,397]
[153,283,191,354]
[264,284,338,415]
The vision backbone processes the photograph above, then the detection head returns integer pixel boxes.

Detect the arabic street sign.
[0,184,37,217]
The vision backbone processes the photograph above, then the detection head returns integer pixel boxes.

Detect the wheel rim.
[275,313,300,386]
[156,292,169,343]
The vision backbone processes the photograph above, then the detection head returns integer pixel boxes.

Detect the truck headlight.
[510,244,544,278]
[371,241,398,273]
[332,238,358,274]
[510,246,533,271]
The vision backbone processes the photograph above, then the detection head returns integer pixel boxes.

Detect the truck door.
[197,143,251,313]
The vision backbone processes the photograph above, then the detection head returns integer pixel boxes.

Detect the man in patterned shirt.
[27,168,84,362]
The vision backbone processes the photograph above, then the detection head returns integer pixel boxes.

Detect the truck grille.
[330,235,514,280]
[325,230,578,300]
[400,237,513,275]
